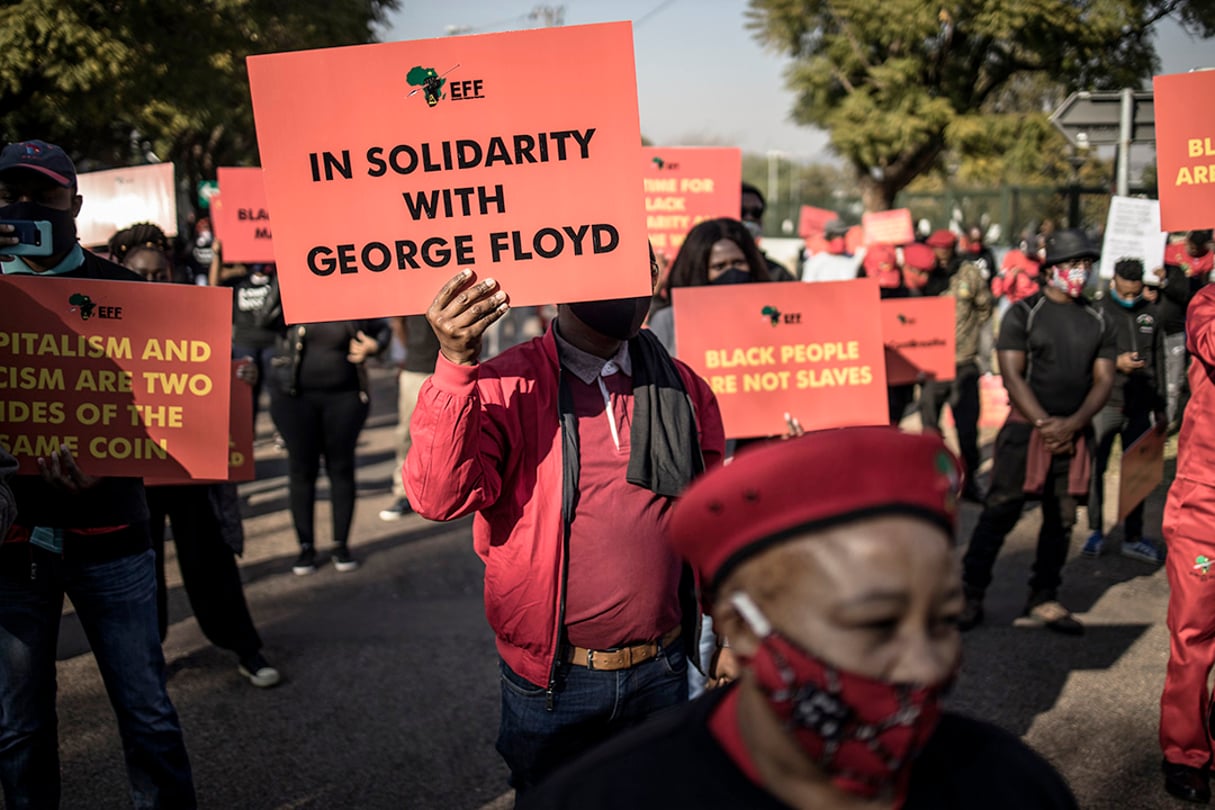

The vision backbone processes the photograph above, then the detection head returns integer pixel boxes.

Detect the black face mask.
[0,201,77,259]
[710,268,752,286]
[568,295,652,341]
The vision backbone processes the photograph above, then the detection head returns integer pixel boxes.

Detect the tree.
[0,0,398,215]
[746,0,1215,211]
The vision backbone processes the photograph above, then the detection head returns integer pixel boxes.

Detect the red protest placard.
[1118,427,1166,522]
[144,360,255,485]
[798,205,837,238]
[671,280,888,438]
[247,22,649,323]
[1154,71,1215,231]
[213,168,275,264]
[76,163,177,249]
[0,276,232,479]
[863,209,914,245]
[642,147,741,262]
[881,297,956,385]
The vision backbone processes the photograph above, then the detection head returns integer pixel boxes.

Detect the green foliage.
[747,0,1212,210]
[0,0,398,202]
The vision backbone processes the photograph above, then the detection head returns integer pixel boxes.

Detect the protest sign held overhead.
[642,147,740,261]
[672,279,888,438]
[881,296,956,386]
[76,163,177,249]
[0,277,231,479]
[213,167,276,264]
[797,205,837,239]
[1154,70,1215,231]
[1100,196,1166,280]
[247,22,649,323]
[862,208,914,246]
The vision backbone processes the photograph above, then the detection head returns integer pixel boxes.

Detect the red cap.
[862,244,896,274]
[925,229,957,249]
[902,242,935,271]
[669,427,962,597]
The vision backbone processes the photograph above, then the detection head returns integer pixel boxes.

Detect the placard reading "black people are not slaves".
[247,22,651,322]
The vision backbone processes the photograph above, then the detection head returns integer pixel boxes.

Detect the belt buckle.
[585,649,596,670]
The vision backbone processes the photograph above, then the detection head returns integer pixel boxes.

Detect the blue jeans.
[0,545,195,809]
[497,641,688,792]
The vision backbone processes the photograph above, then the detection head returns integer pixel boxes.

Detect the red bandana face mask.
[732,593,946,808]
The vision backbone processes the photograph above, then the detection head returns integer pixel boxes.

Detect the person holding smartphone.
[1082,258,1167,562]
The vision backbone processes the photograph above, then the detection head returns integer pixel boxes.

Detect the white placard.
[1100,196,1167,281]
[75,163,178,249]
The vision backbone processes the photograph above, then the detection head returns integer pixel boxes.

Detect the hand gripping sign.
[247,22,650,322]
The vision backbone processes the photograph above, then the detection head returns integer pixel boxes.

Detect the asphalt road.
[6,365,1187,809]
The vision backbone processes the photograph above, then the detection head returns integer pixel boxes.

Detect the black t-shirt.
[296,321,361,392]
[519,687,1077,810]
[223,271,278,349]
[401,315,440,374]
[7,251,150,534]
[997,293,1116,416]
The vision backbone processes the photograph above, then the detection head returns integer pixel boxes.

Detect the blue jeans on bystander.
[497,640,687,793]
[0,545,195,809]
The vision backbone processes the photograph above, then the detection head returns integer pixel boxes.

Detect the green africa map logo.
[68,293,96,320]
[407,64,460,107]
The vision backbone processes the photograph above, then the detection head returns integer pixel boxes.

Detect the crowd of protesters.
[3,135,1215,809]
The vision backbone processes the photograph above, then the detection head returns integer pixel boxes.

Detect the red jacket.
[1179,285,1215,485]
[404,327,725,688]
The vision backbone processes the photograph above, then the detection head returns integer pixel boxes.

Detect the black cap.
[0,140,77,187]
[1043,228,1099,266]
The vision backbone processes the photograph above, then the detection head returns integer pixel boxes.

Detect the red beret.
[925,229,958,249]
[862,244,897,274]
[669,427,962,596]
[902,243,936,271]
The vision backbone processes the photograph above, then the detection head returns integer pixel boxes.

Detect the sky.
[381,1,1214,164]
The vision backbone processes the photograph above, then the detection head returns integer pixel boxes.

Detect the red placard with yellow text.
[863,209,915,246]
[1153,71,1215,231]
[881,297,956,385]
[247,22,649,322]
[641,147,741,261]
[0,276,231,479]
[213,168,275,264]
[144,360,255,485]
[672,280,888,438]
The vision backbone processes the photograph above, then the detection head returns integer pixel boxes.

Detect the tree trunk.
[857,173,898,212]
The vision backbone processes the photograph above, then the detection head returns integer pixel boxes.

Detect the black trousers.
[920,361,981,484]
[1087,404,1151,538]
[147,485,262,657]
[962,421,1079,598]
[269,388,369,550]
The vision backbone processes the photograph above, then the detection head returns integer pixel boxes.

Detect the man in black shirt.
[959,229,1116,635]
[0,140,196,807]
[1082,259,1166,563]
[521,429,1077,810]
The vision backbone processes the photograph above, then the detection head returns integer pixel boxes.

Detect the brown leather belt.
[564,627,682,671]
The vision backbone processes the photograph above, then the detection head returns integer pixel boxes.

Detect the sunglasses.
[741,206,764,218]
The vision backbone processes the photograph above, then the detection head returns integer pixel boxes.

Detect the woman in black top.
[265,278,390,574]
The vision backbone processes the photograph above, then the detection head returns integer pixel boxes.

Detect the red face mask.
[733,593,947,808]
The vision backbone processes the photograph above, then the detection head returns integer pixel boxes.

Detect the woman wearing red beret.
[521,427,1076,809]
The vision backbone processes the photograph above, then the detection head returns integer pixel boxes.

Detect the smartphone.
[0,219,53,256]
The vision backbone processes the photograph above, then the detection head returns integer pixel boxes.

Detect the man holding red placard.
[405,252,724,792]
[0,141,195,809]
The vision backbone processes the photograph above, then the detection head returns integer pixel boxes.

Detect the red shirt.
[1166,242,1214,279]
[563,370,682,648]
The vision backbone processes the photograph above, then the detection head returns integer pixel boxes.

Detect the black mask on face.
[0,201,77,258]
[568,295,652,341]
[709,268,752,286]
